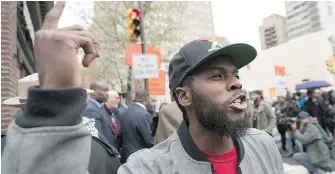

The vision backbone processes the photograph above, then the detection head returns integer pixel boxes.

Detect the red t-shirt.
[201,147,238,174]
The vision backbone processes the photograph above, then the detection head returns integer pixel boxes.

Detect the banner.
[274,65,286,76]
[125,43,161,68]
[269,88,276,99]
[275,76,287,88]
[148,70,166,95]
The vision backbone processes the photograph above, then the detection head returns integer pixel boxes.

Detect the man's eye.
[211,74,223,79]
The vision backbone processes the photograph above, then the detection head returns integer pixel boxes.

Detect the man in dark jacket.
[83,81,118,147]
[119,90,154,163]
[303,90,327,128]
[274,96,288,151]
[102,90,122,150]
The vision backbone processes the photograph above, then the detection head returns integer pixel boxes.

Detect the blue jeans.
[293,152,330,174]
[286,131,303,153]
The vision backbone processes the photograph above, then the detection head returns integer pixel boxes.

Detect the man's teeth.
[233,98,241,103]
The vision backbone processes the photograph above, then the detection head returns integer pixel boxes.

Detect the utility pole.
[138,1,149,91]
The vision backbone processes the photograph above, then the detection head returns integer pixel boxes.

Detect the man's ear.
[175,87,192,107]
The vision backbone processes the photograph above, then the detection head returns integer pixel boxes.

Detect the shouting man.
[119,40,284,173]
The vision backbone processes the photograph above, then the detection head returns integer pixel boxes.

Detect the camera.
[287,117,300,131]
[287,117,297,124]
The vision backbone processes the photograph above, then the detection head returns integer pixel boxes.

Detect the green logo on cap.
[208,40,222,52]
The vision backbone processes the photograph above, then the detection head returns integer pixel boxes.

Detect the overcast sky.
[58,1,287,52]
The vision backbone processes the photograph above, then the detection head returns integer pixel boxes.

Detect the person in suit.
[82,81,117,147]
[102,90,122,150]
[118,92,134,116]
[119,90,154,163]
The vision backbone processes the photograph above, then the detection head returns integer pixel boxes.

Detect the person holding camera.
[291,111,332,174]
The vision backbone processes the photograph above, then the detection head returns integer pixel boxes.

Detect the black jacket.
[119,103,154,163]
[303,99,326,121]
[83,99,116,147]
[89,136,121,174]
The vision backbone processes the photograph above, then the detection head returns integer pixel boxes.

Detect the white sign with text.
[132,54,159,79]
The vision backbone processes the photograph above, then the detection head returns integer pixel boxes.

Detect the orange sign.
[125,43,161,68]
[148,70,166,95]
[274,65,286,76]
[269,88,276,99]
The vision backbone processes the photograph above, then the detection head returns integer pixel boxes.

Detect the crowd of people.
[245,88,335,174]
[1,2,335,174]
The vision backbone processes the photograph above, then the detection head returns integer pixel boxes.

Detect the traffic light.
[127,8,141,42]
[326,59,333,72]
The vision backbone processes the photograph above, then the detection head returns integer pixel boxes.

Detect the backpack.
[313,122,333,150]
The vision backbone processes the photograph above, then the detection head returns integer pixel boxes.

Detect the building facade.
[259,14,289,50]
[1,1,54,131]
[240,30,335,100]
[285,1,335,40]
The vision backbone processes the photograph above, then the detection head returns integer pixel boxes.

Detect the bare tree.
[80,1,187,92]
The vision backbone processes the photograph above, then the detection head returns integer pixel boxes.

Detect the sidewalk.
[283,163,308,174]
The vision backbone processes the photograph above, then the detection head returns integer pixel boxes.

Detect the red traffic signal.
[127,8,141,41]
[130,9,140,20]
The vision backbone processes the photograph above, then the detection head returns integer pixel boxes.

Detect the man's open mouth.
[229,93,247,111]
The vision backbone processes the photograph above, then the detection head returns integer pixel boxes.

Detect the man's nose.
[228,76,242,91]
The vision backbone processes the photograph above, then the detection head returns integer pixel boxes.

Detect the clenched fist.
[34,1,99,89]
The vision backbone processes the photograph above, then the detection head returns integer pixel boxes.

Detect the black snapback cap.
[168,38,257,93]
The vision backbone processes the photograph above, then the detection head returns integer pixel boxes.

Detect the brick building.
[1,1,54,131]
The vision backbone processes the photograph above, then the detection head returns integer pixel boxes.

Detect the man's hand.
[34,1,99,89]
[290,122,297,132]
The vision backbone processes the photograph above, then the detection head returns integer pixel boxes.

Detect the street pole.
[138,1,149,91]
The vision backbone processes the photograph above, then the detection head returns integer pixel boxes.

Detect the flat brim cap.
[169,39,257,92]
[3,97,24,108]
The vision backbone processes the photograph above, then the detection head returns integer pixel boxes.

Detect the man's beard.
[191,89,250,138]
[96,98,105,103]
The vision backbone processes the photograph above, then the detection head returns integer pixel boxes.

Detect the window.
[309,7,318,15]
[293,5,300,10]
[302,15,309,20]
[328,2,333,15]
